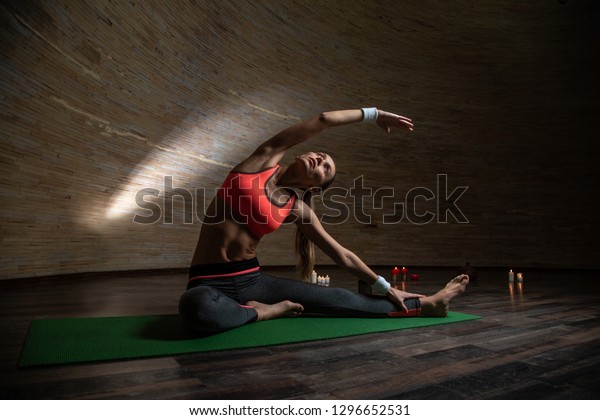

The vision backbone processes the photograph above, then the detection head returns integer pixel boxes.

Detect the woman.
[179,107,469,333]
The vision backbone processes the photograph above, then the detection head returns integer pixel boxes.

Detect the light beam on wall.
[103,128,233,222]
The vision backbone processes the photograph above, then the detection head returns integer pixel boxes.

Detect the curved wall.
[1,0,598,279]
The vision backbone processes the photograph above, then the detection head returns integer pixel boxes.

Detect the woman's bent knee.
[178,286,227,333]
[178,286,257,333]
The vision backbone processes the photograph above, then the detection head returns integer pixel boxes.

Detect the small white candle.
[508,269,514,282]
[516,272,523,282]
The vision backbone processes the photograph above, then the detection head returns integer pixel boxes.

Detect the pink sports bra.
[216,165,296,239]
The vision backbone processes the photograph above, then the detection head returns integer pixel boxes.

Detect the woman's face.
[295,152,336,188]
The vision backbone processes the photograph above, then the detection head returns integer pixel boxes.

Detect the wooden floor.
[1,267,599,400]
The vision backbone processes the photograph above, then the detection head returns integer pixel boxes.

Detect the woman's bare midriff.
[190,200,259,266]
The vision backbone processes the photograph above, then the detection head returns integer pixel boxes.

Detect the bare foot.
[245,300,304,321]
[420,274,469,317]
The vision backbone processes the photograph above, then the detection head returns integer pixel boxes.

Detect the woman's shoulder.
[232,153,280,173]
[230,164,279,175]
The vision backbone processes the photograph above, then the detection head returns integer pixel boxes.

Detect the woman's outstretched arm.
[238,108,413,170]
[292,200,424,312]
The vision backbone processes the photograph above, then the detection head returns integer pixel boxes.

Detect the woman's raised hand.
[376,110,414,133]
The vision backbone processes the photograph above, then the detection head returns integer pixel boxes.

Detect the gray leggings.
[178,270,421,333]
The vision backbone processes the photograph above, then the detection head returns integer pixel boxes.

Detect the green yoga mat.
[19,312,480,367]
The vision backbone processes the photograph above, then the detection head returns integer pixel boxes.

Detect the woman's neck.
[275,164,306,189]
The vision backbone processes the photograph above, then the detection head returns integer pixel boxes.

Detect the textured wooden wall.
[1,0,598,280]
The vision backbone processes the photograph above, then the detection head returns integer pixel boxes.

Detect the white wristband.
[361,107,378,122]
[372,275,391,295]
